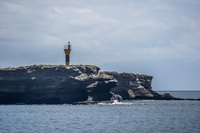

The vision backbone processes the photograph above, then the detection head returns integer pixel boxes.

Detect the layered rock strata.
[101,72,168,100]
[0,65,117,104]
[0,65,180,104]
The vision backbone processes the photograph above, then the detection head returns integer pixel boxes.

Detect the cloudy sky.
[0,0,200,90]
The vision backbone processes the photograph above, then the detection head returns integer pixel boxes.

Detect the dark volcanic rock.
[101,71,176,100]
[0,65,181,104]
[0,65,117,104]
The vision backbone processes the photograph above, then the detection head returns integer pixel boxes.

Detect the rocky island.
[0,65,180,104]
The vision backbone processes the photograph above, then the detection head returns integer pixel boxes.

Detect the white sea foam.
[97,100,133,106]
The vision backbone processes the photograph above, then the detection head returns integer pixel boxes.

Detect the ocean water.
[0,92,200,133]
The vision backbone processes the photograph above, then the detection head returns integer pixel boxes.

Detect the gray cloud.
[0,0,200,90]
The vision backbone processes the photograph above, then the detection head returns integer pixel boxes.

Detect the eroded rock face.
[0,65,179,104]
[0,65,117,104]
[101,72,162,100]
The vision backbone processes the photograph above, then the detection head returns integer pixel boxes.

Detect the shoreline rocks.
[0,65,117,104]
[0,65,197,104]
[101,71,180,100]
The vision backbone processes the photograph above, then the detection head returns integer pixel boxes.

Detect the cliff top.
[0,64,99,71]
[101,71,152,78]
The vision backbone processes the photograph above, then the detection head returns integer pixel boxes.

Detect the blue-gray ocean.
[0,91,200,133]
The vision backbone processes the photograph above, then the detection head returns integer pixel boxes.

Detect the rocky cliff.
[101,72,173,100]
[0,65,176,104]
[0,65,117,104]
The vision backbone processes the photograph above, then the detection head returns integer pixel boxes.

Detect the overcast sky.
[0,0,200,90]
